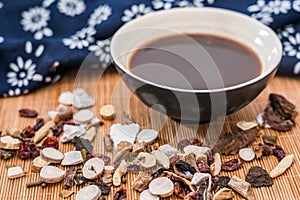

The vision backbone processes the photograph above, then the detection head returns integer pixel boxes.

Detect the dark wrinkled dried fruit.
[72,137,93,154]
[262,135,278,146]
[221,159,243,171]
[50,124,63,137]
[114,188,126,200]
[214,128,258,155]
[21,126,35,138]
[87,154,111,165]
[19,138,39,159]
[41,136,59,149]
[19,109,38,118]
[174,160,196,179]
[95,183,111,195]
[246,166,273,187]
[273,145,286,161]
[270,93,297,122]
[206,149,214,166]
[33,118,45,131]
[0,149,16,160]
[212,176,230,190]
[198,162,210,173]
[64,168,76,188]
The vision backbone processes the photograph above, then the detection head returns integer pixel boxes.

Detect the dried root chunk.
[32,156,50,172]
[0,135,22,150]
[99,104,116,120]
[210,153,221,176]
[60,189,74,199]
[158,144,178,158]
[34,121,55,143]
[140,189,159,200]
[113,160,127,186]
[236,121,257,131]
[58,91,73,105]
[82,157,104,180]
[228,175,254,200]
[110,123,140,148]
[73,109,94,124]
[212,187,234,200]
[136,152,156,169]
[149,177,174,197]
[179,153,199,173]
[40,166,65,183]
[7,166,24,179]
[152,150,170,169]
[133,172,152,192]
[183,145,210,163]
[61,151,84,166]
[246,166,273,187]
[42,147,64,163]
[137,129,158,144]
[61,124,86,143]
[76,185,101,200]
[270,154,294,178]
[164,171,196,192]
[103,134,113,151]
[133,142,145,153]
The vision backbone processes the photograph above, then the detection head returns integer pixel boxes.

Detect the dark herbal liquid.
[129,34,262,90]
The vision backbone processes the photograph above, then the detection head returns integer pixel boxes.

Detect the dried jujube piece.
[19,109,38,118]
[33,118,45,131]
[113,188,127,200]
[41,136,59,150]
[19,139,40,159]
[64,168,76,188]
[198,162,210,173]
[221,159,243,171]
[273,145,286,161]
[245,166,273,187]
[21,126,35,138]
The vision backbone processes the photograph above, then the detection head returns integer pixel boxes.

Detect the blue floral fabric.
[0,0,300,97]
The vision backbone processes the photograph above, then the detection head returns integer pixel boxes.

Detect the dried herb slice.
[246,166,273,187]
[221,159,243,171]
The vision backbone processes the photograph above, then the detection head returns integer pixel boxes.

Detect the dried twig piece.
[34,121,55,143]
[228,175,254,200]
[270,154,294,178]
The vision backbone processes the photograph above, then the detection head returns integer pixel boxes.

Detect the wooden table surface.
[0,68,299,200]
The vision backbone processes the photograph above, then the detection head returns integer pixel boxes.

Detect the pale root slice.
[239,148,255,162]
[58,91,73,105]
[40,166,65,183]
[0,135,21,150]
[73,88,95,109]
[210,153,221,176]
[82,157,104,180]
[149,177,174,197]
[42,147,64,163]
[152,150,170,169]
[34,121,55,143]
[183,145,210,163]
[61,124,86,143]
[8,166,24,179]
[110,123,140,148]
[81,127,97,142]
[61,151,84,166]
[6,126,20,136]
[113,160,127,186]
[137,152,156,169]
[73,109,94,124]
[32,156,50,172]
[76,185,101,200]
[140,189,159,200]
[236,121,258,131]
[99,104,116,120]
[158,144,178,158]
[137,129,158,144]
[270,154,294,178]
[228,175,254,200]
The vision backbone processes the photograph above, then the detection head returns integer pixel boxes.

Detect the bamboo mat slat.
[0,68,300,200]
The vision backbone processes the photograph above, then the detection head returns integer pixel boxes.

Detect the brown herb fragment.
[179,153,199,173]
[104,134,113,152]
[178,138,202,152]
[95,183,111,195]
[33,118,45,131]
[133,172,152,192]
[50,124,63,137]
[221,159,243,171]
[228,175,254,200]
[26,181,44,188]
[19,109,38,118]
[214,128,258,155]
[54,108,73,124]
[174,181,190,198]
[87,154,110,165]
[212,176,230,190]
[72,136,93,154]
[41,136,59,149]
[21,126,35,138]
[245,166,273,187]
[206,149,214,166]
[74,176,86,186]
[64,168,76,188]
[253,142,272,158]
[262,135,278,146]
[174,160,196,180]
[184,191,200,200]
[60,189,74,198]
[0,149,15,160]
[198,162,210,173]
[273,145,286,161]
[113,187,127,200]
[151,167,164,179]
[212,187,234,200]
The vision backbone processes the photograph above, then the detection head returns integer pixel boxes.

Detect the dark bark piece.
[74,176,87,186]
[19,109,38,118]
[64,168,76,188]
[269,93,297,122]
[185,191,200,200]
[72,136,93,155]
[221,159,243,171]
[174,181,190,198]
[264,104,294,131]
[33,118,45,131]
[214,128,258,155]
[114,188,127,200]
[253,142,273,158]
[50,124,63,137]
[151,167,164,179]
[262,135,278,146]
[246,166,273,187]
[0,149,16,160]
[273,145,286,161]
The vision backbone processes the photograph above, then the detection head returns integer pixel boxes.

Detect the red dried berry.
[41,136,59,150]
[21,126,35,138]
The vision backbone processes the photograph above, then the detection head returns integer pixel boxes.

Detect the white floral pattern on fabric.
[122,4,152,22]
[177,0,215,7]
[6,41,44,88]
[63,27,96,49]
[0,1,3,9]
[152,0,175,9]
[57,0,86,17]
[88,4,112,27]
[42,0,56,8]
[21,7,53,40]
[0,36,4,43]
[88,39,112,65]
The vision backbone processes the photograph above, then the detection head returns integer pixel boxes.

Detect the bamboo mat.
[0,67,300,200]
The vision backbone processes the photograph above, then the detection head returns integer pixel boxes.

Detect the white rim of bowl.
[111,7,283,93]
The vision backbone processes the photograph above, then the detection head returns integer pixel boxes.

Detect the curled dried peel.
[270,154,294,178]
